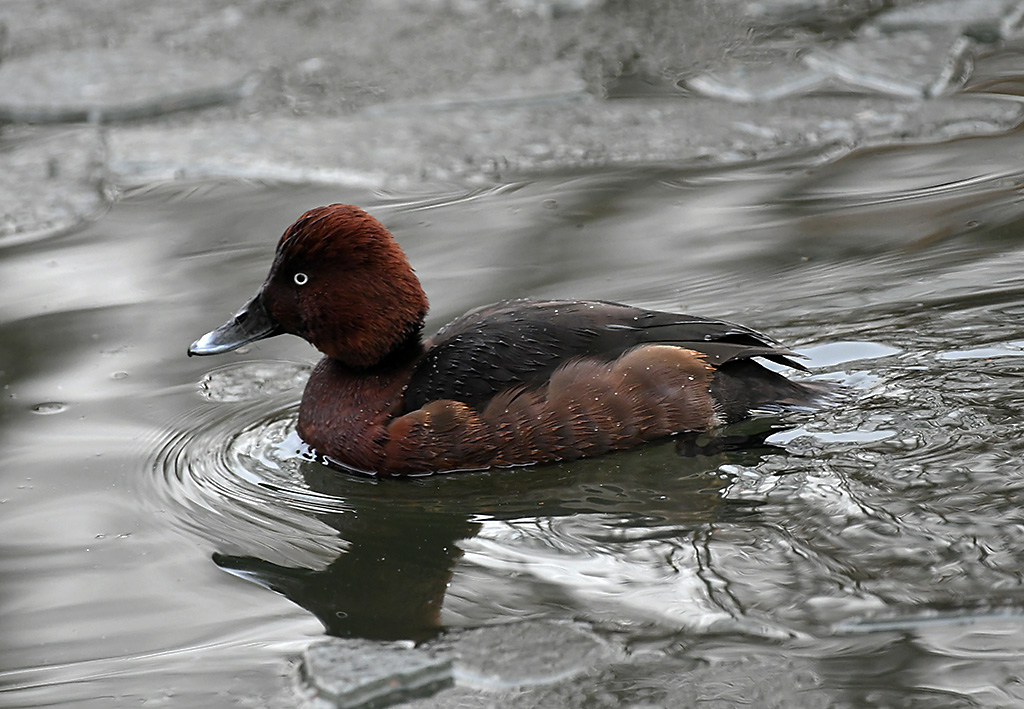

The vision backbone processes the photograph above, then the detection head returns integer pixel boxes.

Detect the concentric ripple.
[146,361,366,565]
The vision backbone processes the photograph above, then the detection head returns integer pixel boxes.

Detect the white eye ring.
[293,272,309,286]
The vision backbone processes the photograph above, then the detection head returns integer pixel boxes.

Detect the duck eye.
[293,272,309,286]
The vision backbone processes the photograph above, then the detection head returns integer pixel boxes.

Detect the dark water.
[5,127,1024,706]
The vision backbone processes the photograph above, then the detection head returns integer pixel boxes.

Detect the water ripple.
[146,362,353,566]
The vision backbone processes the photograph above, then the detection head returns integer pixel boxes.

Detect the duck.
[189,204,826,476]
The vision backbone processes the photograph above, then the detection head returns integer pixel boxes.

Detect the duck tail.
[710,359,839,424]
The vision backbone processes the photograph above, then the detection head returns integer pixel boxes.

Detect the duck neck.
[368,325,427,372]
[297,332,424,472]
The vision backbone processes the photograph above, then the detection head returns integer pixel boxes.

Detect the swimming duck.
[189,204,824,475]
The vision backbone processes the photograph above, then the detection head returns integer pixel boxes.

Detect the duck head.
[188,204,429,368]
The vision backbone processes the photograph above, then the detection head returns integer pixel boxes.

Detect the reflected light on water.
[7,131,1024,705]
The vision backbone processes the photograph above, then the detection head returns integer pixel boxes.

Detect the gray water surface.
[5,129,1024,706]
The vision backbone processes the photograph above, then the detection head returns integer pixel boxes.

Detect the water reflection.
[186,403,790,641]
[8,129,1024,705]
[213,511,476,642]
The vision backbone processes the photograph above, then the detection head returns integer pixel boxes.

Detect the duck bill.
[188,291,282,356]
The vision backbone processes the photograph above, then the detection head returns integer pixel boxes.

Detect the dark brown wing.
[402,299,807,412]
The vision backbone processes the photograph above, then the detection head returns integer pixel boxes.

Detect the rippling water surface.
[5,128,1024,706]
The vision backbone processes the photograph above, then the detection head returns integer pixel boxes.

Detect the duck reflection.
[213,423,788,642]
[214,507,475,642]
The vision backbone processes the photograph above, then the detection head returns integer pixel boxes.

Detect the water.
[4,127,1024,706]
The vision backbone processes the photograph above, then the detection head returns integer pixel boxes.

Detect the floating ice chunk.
[450,620,612,690]
[302,638,453,707]
[873,0,1021,41]
[803,28,974,98]
[0,48,253,124]
[685,60,830,102]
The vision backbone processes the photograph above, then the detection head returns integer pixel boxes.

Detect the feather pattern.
[403,298,806,413]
